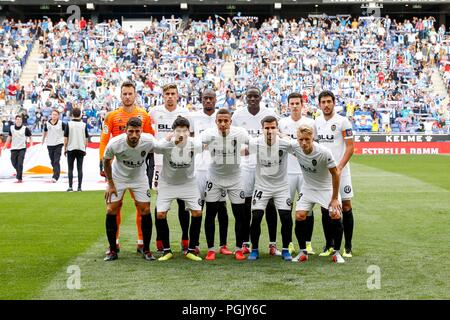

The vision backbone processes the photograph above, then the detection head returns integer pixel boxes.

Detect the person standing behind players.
[103,117,156,262]
[202,109,249,261]
[279,93,316,256]
[291,125,345,264]
[99,80,155,255]
[42,109,66,183]
[231,86,280,256]
[153,116,203,262]
[64,108,88,192]
[314,90,355,258]
[247,116,293,262]
[150,83,191,254]
[2,115,32,183]
[189,89,232,256]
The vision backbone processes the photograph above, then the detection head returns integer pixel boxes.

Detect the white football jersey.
[231,106,278,168]
[149,105,190,165]
[249,136,292,190]
[291,141,337,192]
[201,126,249,179]
[103,133,156,184]
[188,110,217,171]
[154,137,202,185]
[279,116,315,174]
[314,113,353,176]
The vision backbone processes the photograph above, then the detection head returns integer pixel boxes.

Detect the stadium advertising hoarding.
[354,134,450,154]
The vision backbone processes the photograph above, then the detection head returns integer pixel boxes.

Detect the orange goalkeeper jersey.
[99,106,155,159]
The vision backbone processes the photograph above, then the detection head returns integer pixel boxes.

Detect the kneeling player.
[103,117,156,261]
[248,116,293,261]
[291,125,345,264]
[154,116,203,261]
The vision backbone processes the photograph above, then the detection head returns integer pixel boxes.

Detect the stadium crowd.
[1,14,450,135]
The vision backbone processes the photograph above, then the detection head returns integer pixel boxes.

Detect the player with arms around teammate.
[315,90,355,258]
[150,83,191,254]
[279,93,316,255]
[202,109,249,261]
[231,86,280,256]
[189,89,232,255]
[292,125,345,264]
[103,117,156,261]
[99,80,155,255]
[153,116,203,262]
[247,116,294,261]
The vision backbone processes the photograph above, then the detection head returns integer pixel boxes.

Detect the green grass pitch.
[0,155,449,299]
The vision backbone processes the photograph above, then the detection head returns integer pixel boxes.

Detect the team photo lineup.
[1,0,450,301]
[97,82,353,264]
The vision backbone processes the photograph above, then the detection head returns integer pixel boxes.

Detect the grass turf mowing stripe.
[352,155,450,192]
[0,191,105,299]
[36,162,450,299]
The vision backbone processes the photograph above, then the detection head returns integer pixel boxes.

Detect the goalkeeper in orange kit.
[99,80,155,254]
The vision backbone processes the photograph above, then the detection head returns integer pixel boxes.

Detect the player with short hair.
[279,92,316,255]
[231,86,280,256]
[247,116,293,261]
[150,83,191,254]
[188,89,232,256]
[314,90,355,258]
[99,80,155,255]
[103,117,156,261]
[202,109,249,261]
[291,125,345,264]
[153,116,203,262]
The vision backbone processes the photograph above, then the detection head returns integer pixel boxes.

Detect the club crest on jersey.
[141,151,147,157]
[331,124,336,131]
[344,186,352,194]
[240,191,245,199]
[286,198,292,207]
[103,125,109,134]
[312,159,317,166]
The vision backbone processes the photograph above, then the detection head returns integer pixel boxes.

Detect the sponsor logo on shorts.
[141,151,147,157]
[312,159,317,166]
[240,191,245,199]
[286,198,292,207]
[344,186,352,194]
[331,124,336,131]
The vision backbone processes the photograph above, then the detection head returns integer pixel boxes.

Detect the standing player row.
[99,82,355,263]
